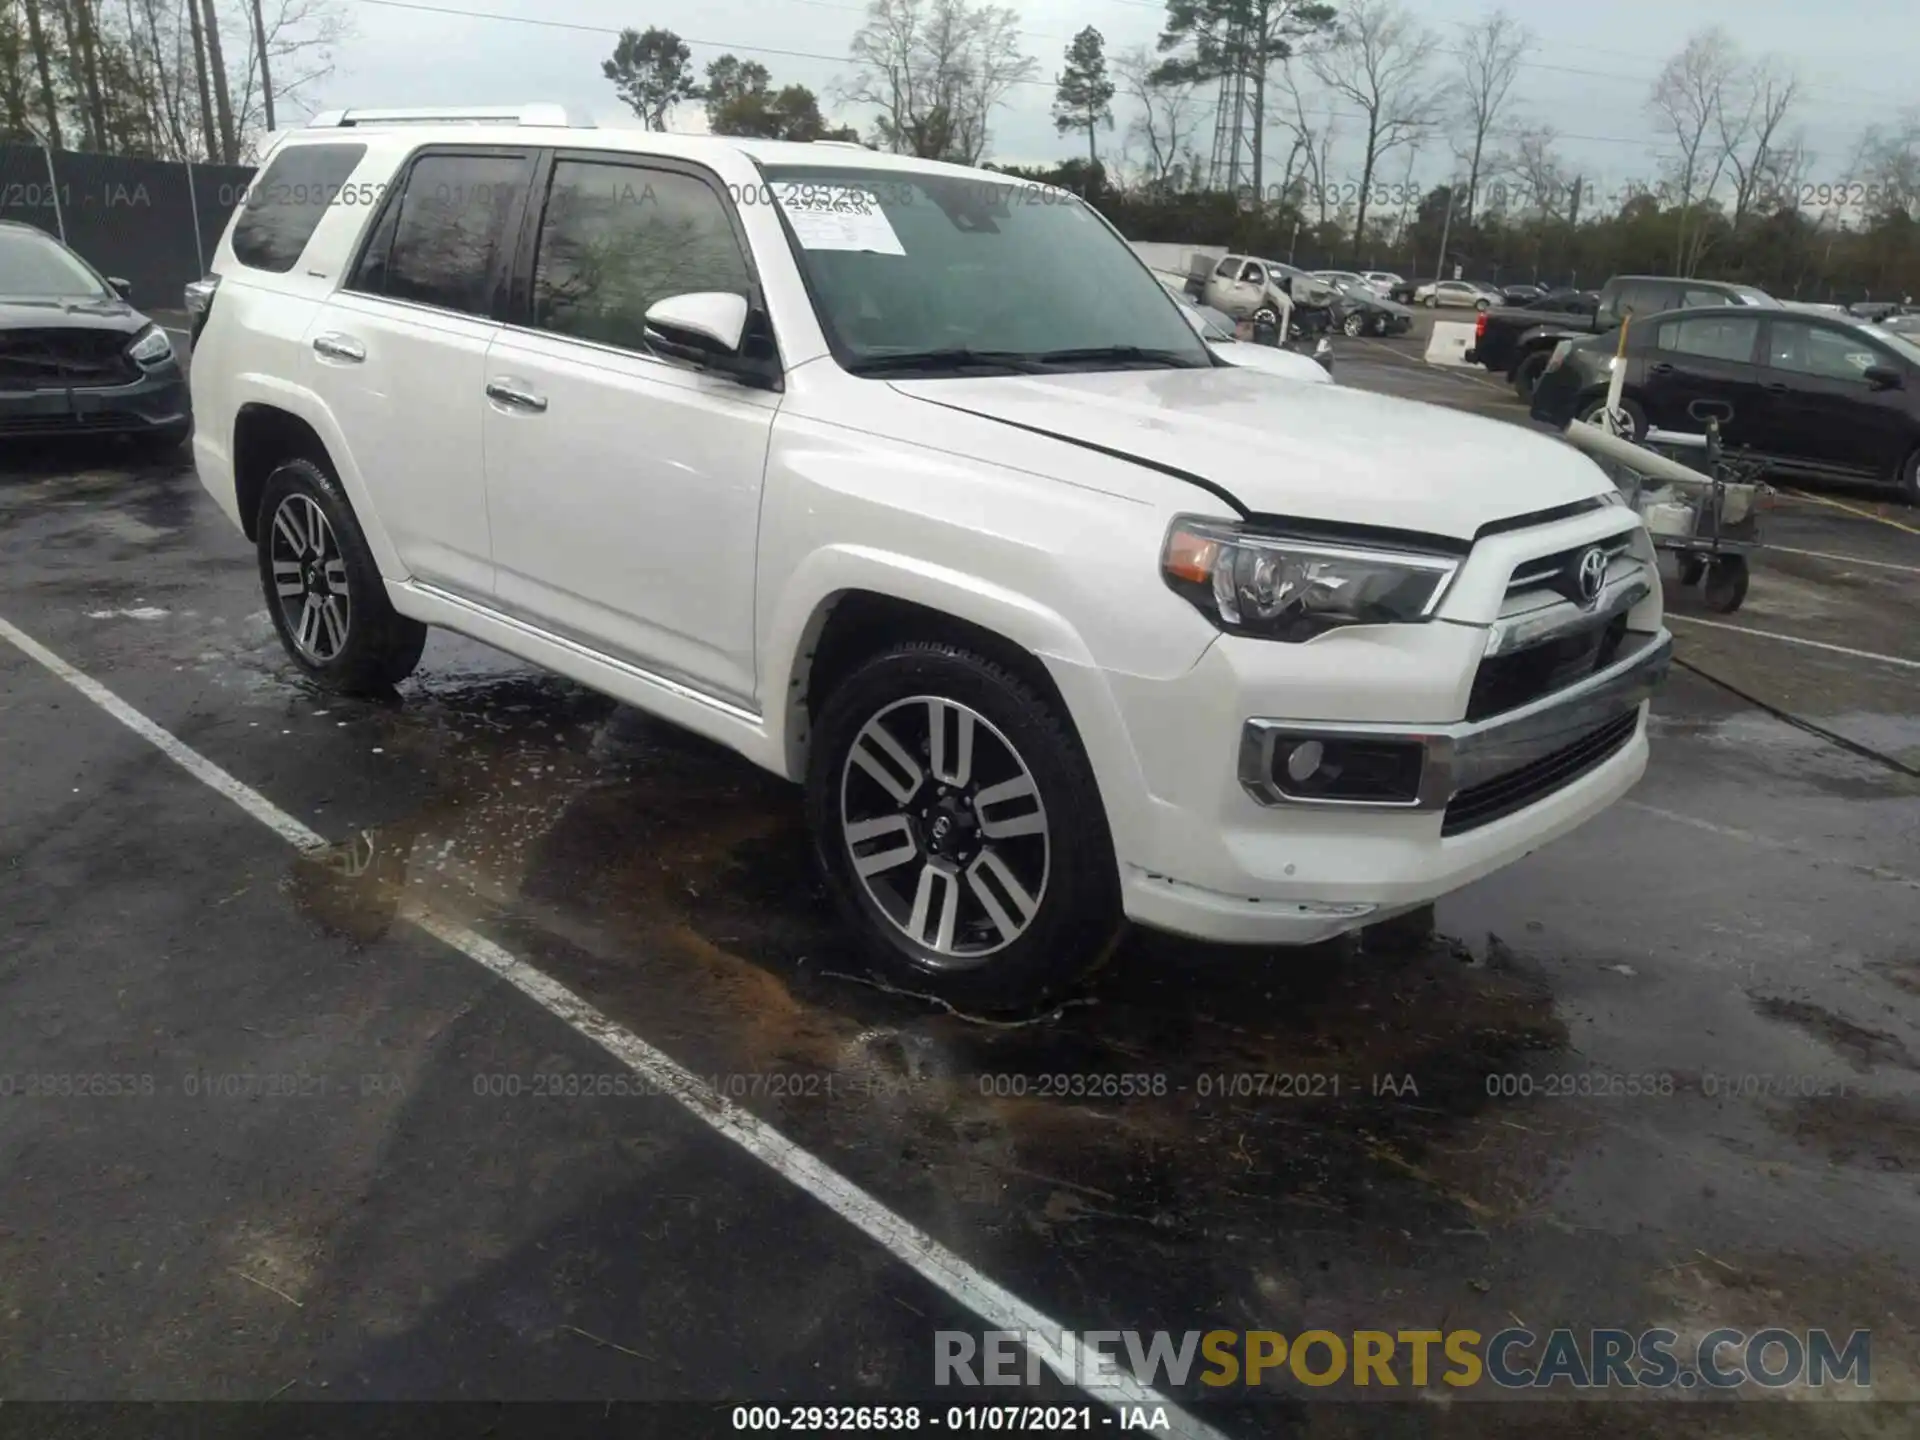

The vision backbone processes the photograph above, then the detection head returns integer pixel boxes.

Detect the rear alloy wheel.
[1342,311,1366,337]
[1578,394,1646,442]
[807,642,1123,1013]
[257,457,427,693]
[1899,447,1920,505]
[1475,298,1491,312]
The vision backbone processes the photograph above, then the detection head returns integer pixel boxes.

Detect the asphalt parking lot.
[3,329,1919,1436]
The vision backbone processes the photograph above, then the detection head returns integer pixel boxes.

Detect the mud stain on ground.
[1774,1091,1920,1172]
[1749,995,1915,1072]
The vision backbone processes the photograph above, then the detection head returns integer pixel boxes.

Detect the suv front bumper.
[1097,622,1670,947]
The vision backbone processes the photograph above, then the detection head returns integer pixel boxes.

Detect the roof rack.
[810,139,870,150]
[306,104,596,129]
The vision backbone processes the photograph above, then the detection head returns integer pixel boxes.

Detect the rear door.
[1753,318,1911,477]
[1642,311,1764,441]
[313,145,537,596]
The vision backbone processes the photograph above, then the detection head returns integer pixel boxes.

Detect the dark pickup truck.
[1467,274,1778,401]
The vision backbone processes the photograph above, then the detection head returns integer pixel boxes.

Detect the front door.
[481,154,779,707]
[1753,318,1910,478]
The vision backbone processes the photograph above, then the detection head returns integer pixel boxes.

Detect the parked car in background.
[0,220,190,453]
[1362,271,1402,295]
[1500,283,1547,306]
[1471,274,1777,403]
[1322,276,1416,337]
[1188,253,1308,331]
[1881,312,1920,340]
[190,108,1670,1009]
[1531,306,1920,501]
[1534,288,1601,318]
[1847,299,1912,323]
[1424,279,1501,310]
[1156,277,1335,381]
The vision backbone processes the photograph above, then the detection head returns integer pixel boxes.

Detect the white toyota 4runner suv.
[188,106,1671,1010]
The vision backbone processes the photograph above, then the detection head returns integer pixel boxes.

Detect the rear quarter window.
[230,143,368,273]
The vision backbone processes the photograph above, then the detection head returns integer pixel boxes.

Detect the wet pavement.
[3,345,1919,1435]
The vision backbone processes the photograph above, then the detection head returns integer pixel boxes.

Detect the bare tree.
[1648,27,1740,274]
[1506,122,1568,221]
[1452,9,1530,227]
[1308,0,1441,251]
[1113,44,1199,187]
[231,0,343,152]
[1716,57,1798,228]
[1854,109,1920,222]
[843,0,1033,164]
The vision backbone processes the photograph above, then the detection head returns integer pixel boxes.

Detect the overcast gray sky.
[317,0,1915,204]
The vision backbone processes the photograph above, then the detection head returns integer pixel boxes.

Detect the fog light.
[1285,739,1325,782]
[1267,735,1426,803]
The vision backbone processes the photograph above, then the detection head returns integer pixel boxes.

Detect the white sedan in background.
[1156,277,1333,383]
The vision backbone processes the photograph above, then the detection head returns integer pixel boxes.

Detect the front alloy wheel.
[806,641,1124,1012]
[1342,311,1366,337]
[269,493,352,663]
[841,696,1049,964]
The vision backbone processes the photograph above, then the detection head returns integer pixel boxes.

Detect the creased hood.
[0,298,144,334]
[887,366,1614,541]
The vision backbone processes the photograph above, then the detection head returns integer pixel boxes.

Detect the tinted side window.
[231,143,366,273]
[1767,322,1881,381]
[1238,262,1263,283]
[1613,281,1669,318]
[371,151,533,318]
[1656,314,1760,362]
[1681,286,1733,309]
[1214,258,1238,278]
[531,161,751,353]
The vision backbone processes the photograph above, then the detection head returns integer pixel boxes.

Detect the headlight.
[1162,519,1460,640]
[128,326,173,365]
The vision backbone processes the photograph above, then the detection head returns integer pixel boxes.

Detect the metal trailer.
[1559,417,1766,614]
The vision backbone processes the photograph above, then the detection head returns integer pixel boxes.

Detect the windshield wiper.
[1027,345,1210,370]
[843,348,1048,376]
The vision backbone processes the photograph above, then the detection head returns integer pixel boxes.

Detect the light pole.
[21,121,66,243]
[1431,181,1458,288]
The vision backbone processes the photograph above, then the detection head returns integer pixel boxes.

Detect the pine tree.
[1052,26,1114,173]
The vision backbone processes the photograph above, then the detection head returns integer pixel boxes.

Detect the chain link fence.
[1,144,257,314]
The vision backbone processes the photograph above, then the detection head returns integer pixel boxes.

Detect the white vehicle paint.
[188,108,1670,1009]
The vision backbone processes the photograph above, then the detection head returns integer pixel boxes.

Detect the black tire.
[1475,297,1491,312]
[1702,555,1750,613]
[1676,553,1708,587]
[1898,448,1920,505]
[1423,295,1437,308]
[805,640,1124,1013]
[256,457,427,693]
[1342,311,1365,337]
[1577,394,1647,442]
[1252,304,1280,328]
[1370,312,1391,337]
[1511,351,1549,403]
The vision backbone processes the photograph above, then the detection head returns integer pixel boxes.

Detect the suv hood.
[0,297,146,334]
[887,367,1613,540]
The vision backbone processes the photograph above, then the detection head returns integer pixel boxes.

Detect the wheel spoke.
[296,593,322,651]
[906,861,961,951]
[967,849,1039,943]
[974,774,1046,839]
[927,698,974,787]
[323,559,350,596]
[850,719,924,805]
[846,814,918,877]
[272,560,303,598]
[273,505,307,558]
[304,501,328,560]
[319,596,348,655]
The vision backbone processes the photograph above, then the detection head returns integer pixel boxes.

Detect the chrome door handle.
[312,333,365,363]
[486,378,548,413]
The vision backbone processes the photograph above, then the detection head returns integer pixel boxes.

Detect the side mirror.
[643,292,748,357]
[108,276,132,299]
[1863,364,1903,391]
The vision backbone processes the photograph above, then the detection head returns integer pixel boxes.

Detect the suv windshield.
[762,166,1212,374]
[0,226,110,301]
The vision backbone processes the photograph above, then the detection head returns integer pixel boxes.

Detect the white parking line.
[1763,543,1920,576]
[1668,614,1920,670]
[0,612,1228,1440]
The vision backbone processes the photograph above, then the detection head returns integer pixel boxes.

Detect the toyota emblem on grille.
[1573,546,1608,607]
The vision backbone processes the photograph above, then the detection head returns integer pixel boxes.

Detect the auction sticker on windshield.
[771,183,905,255]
